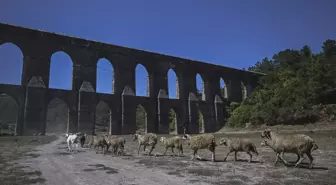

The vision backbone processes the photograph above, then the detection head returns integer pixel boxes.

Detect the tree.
[226,40,336,127]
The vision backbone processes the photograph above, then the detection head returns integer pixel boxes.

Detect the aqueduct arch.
[0,23,264,135]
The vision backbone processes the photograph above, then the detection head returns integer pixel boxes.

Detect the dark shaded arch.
[220,77,228,99]
[0,93,18,134]
[0,86,22,107]
[0,43,24,85]
[95,101,111,134]
[167,68,179,99]
[46,98,69,134]
[135,63,149,97]
[96,58,114,94]
[196,73,205,101]
[136,104,147,134]
[46,90,72,110]
[49,51,73,90]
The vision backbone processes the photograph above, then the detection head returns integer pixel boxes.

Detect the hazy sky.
[0,0,335,97]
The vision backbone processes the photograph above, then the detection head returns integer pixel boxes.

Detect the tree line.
[227,39,336,127]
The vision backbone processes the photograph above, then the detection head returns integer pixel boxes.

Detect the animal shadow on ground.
[53,152,71,156]
[53,150,85,156]
[264,160,329,170]
[24,153,41,158]
[104,153,133,157]
[224,159,262,163]
[185,158,262,164]
[57,146,68,149]
[120,154,132,157]
[283,162,329,170]
[95,150,132,157]
[83,164,119,174]
[153,154,186,157]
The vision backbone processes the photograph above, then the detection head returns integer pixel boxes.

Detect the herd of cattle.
[64,129,319,169]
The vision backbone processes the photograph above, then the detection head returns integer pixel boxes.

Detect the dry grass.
[0,136,57,185]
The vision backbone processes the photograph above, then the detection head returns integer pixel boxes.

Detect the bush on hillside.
[227,40,336,127]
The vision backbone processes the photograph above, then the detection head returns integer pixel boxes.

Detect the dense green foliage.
[136,105,147,133]
[228,39,336,127]
[168,109,176,133]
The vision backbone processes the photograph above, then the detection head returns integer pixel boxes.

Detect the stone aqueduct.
[0,23,263,136]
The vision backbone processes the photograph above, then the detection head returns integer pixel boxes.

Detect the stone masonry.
[0,23,264,135]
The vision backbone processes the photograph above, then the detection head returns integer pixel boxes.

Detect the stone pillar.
[214,95,225,131]
[68,105,78,133]
[78,81,96,134]
[177,69,195,133]
[16,99,25,135]
[114,63,135,97]
[110,108,121,135]
[188,92,199,134]
[113,61,135,134]
[21,55,50,87]
[23,76,47,135]
[149,68,168,133]
[200,103,213,133]
[175,77,180,99]
[203,76,220,132]
[227,79,243,102]
[121,86,136,134]
[108,112,113,135]
[157,89,169,134]
[72,55,97,92]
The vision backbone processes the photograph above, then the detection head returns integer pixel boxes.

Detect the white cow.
[66,133,81,152]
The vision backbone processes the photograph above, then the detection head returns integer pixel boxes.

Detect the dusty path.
[18,132,336,185]
[20,137,195,185]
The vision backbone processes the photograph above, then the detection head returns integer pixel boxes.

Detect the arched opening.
[169,108,177,134]
[197,110,204,133]
[0,93,17,135]
[220,78,228,99]
[241,82,247,100]
[49,51,73,90]
[167,69,179,99]
[136,104,147,134]
[95,101,111,135]
[96,58,114,94]
[135,64,149,97]
[196,73,205,100]
[46,98,69,134]
[0,43,23,85]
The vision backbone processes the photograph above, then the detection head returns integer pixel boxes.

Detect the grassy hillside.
[228,39,336,128]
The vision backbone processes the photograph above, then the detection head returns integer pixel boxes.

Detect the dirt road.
[18,131,336,185]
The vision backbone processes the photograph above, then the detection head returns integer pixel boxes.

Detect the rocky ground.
[0,130,335,185]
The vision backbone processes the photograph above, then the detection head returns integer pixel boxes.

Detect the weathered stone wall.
[0,23,264,135]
